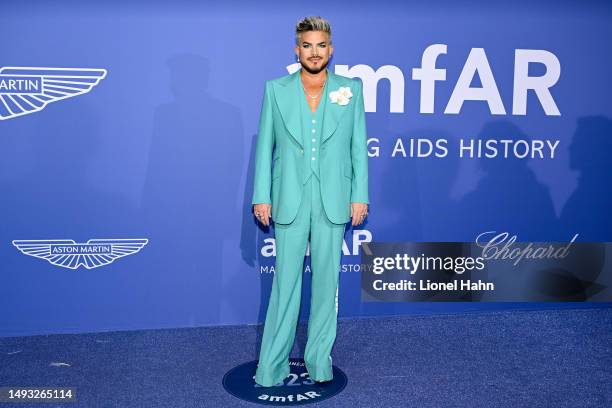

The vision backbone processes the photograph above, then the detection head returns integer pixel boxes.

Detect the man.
[252,16,369,387]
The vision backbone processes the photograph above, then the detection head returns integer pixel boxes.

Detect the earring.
[296,55,300,62]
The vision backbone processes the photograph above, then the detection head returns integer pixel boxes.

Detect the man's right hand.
[253,203,272,226]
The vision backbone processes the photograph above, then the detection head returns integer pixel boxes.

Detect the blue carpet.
[1,308,611,407]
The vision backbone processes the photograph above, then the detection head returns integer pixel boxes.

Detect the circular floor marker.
[222,358,347,406]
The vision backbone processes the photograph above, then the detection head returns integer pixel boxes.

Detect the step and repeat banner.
[1,1,611,336]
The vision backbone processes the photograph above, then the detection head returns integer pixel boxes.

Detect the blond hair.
[295,16,332,45]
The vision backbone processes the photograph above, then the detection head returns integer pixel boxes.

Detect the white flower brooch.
[329,86,352,106]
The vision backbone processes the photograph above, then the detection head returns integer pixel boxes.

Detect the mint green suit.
[252,68,368,386]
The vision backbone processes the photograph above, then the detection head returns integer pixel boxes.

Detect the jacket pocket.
[344,162,352,179]
[272,157,282,180]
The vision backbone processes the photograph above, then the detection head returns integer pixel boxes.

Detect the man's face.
[295,30,333,75]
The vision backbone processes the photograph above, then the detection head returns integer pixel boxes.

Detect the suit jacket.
[252,68,369,224]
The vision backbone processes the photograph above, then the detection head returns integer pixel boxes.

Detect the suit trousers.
[255,173,346,387]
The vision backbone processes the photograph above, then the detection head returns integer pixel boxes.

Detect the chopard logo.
[12,239,148,270]
[0,67,107,120]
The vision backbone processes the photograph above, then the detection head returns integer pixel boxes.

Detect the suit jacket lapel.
[272,70,302,148]
[321,70,350,144]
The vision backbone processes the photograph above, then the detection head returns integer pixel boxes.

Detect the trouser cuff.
[254,362,290,387]
[305,360,333,382]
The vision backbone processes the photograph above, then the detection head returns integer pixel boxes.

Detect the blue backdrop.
[1,0,611,337]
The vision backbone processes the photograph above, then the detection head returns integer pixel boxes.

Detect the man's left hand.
[350,202,369,226]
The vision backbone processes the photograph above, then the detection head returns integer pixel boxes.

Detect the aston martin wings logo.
[0,67,107,120]
[12,239,148,270]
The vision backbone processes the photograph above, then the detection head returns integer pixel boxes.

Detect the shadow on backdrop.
[455,120,557,241]
[141,53,244,326]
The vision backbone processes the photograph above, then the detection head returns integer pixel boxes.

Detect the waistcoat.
[298,76,328,184]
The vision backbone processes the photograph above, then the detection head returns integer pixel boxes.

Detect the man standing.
[252,16,369,387]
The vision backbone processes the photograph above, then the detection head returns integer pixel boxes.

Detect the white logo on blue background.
[0,67,107,120]
[12,239,148,270]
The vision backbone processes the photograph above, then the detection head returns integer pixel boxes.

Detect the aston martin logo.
[12,239,148,270]
[0,67,107,120]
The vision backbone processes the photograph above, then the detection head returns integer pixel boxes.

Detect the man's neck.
[300,67,328,86]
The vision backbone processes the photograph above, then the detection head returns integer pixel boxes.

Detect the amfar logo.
[287,44,560,115]
[12,239,148,270]
[0,67,107,120]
